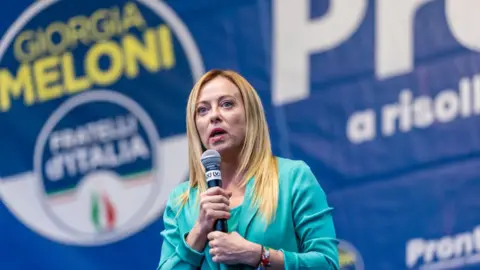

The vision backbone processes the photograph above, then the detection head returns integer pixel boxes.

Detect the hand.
[207,231,262,267]
[195,187,232,236]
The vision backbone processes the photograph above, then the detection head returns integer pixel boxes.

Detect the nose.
[209,105,221,123]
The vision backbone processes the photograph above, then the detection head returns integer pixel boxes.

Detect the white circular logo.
[34,90,161,244]
[0,0,204,246]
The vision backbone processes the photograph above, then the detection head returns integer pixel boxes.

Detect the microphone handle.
[214,218,228,232]
[207,179,221,188]
[206,179,228,232]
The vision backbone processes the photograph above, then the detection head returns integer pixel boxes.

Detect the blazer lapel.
[238,177,259,237]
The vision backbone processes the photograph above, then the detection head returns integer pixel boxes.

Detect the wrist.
[186,223,208,252]
[245,242,263,267]
[191,222,208,238]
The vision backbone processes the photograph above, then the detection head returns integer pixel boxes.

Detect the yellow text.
[0,25,175,112]
[14,1,146,63]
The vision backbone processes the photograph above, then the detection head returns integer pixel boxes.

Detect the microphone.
[201,149,228,233]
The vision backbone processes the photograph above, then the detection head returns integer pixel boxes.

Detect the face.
[195,76,247,157]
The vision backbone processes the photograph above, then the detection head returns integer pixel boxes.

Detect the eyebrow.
[196,95,236,106]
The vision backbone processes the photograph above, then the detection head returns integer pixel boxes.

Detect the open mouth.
[210,128,227,139]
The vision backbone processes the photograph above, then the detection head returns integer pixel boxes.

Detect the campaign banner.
[0,0,199,269]
[1,1,480,270]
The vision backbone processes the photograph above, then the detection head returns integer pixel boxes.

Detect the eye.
[196,106,207,115]
[221,100,234,108]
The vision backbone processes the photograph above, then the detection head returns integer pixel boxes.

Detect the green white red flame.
[90,191,116,232]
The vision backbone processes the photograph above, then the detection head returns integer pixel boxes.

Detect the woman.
[157,69,339,269]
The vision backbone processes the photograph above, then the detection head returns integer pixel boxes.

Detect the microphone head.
[201,149,221,168]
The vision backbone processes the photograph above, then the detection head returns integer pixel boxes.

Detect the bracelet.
[256,246,271,269]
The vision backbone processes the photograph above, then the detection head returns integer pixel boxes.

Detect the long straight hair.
[178,69,279,224]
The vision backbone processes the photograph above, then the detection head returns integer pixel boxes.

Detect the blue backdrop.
[1,0,480,269]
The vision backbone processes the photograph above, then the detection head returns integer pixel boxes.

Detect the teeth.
[212,131,224,137]
[212,132,224,137]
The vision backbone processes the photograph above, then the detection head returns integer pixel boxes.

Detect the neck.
[220,156,243,189]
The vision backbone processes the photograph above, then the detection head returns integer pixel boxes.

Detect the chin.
[208,143,234,156]
[209,144,227,153]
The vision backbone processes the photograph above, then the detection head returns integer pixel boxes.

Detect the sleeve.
[157,187,205,270]
[279,161,340,270]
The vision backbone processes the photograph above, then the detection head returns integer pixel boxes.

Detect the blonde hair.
[178,69,279,224]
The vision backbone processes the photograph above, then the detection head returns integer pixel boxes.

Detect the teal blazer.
[157,157,339,269]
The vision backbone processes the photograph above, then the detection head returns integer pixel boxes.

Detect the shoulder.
[275,156,322,192]
[275,157,331,212]
[276,156,311,172]
[169,181,191,197]
[276,156,314,180]
[165,181,197,209]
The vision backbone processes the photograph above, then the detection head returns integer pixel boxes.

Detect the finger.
[200,197,229,214]
[204,186,221,196]
[208,239,220,248]
[209,247,217,256]
[207,232,216,241]
[203,202,230,212]
[205,209,231,221]
[207,231,224,241]
[202,195,230,205]
[205,187,230,197]
[211,253,226,263]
